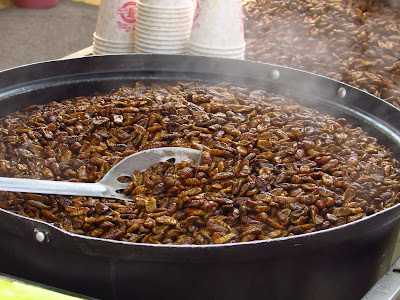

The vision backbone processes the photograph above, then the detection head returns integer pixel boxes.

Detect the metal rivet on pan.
[338,87,347,99]
[270,69,280,80]
[34,229,49,244]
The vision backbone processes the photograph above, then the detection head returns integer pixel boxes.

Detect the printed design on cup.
[117,1,137,32]
[237,0,244,34]
[191,1,202,30]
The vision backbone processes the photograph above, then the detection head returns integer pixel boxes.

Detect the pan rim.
[0,54,399,259]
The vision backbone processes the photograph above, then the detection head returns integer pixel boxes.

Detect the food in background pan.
[244,0,400,108]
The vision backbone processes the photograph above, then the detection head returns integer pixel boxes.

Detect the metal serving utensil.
[0,147,202,201]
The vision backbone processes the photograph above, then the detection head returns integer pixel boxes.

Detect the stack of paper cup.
[93,0,137,55]
[188,0,245,59]
[135,0,194,54]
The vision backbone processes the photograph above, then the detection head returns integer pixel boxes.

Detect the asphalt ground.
[0,0,99,71]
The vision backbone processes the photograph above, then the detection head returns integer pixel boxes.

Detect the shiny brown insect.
[0,79,399,246]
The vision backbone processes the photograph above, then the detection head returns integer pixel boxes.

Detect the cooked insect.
[0,81,399,245]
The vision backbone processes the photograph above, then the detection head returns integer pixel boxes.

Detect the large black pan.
[0,55,399,300]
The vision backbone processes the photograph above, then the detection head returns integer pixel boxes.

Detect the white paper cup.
[139,0,192,9]
[187,47,245,56]
[136,35,188,45]
[138,3,192,13]
[187,49,244,60]
[187,50,245,59]
[95,0,137,43]
[136,11,192,23]
[190,0,244,49]
[187,39,245,59]
[135,44,185,54]
[137,8,192,17]
[135,26,191,36]
[93,32,134,47]
[187,45,245,55]
[136,18,192,28]
[93,40,135,51]
[93,47,135,54]
[136,21,192,32]
[93,48,133,55]
[94,41,134,49]
[135,31,188,42]
[93,40,135,50]
[135,41,187,49]
[135,34,188,45]
[93,44,135,55]
[135,39,187,50]
[94,33,133,45]
[188,40,245,51]
[137,9,193,19]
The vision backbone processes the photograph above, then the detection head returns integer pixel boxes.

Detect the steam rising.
[243,0,400,109]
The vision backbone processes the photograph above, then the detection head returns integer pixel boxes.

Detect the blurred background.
[0,0,100,70]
